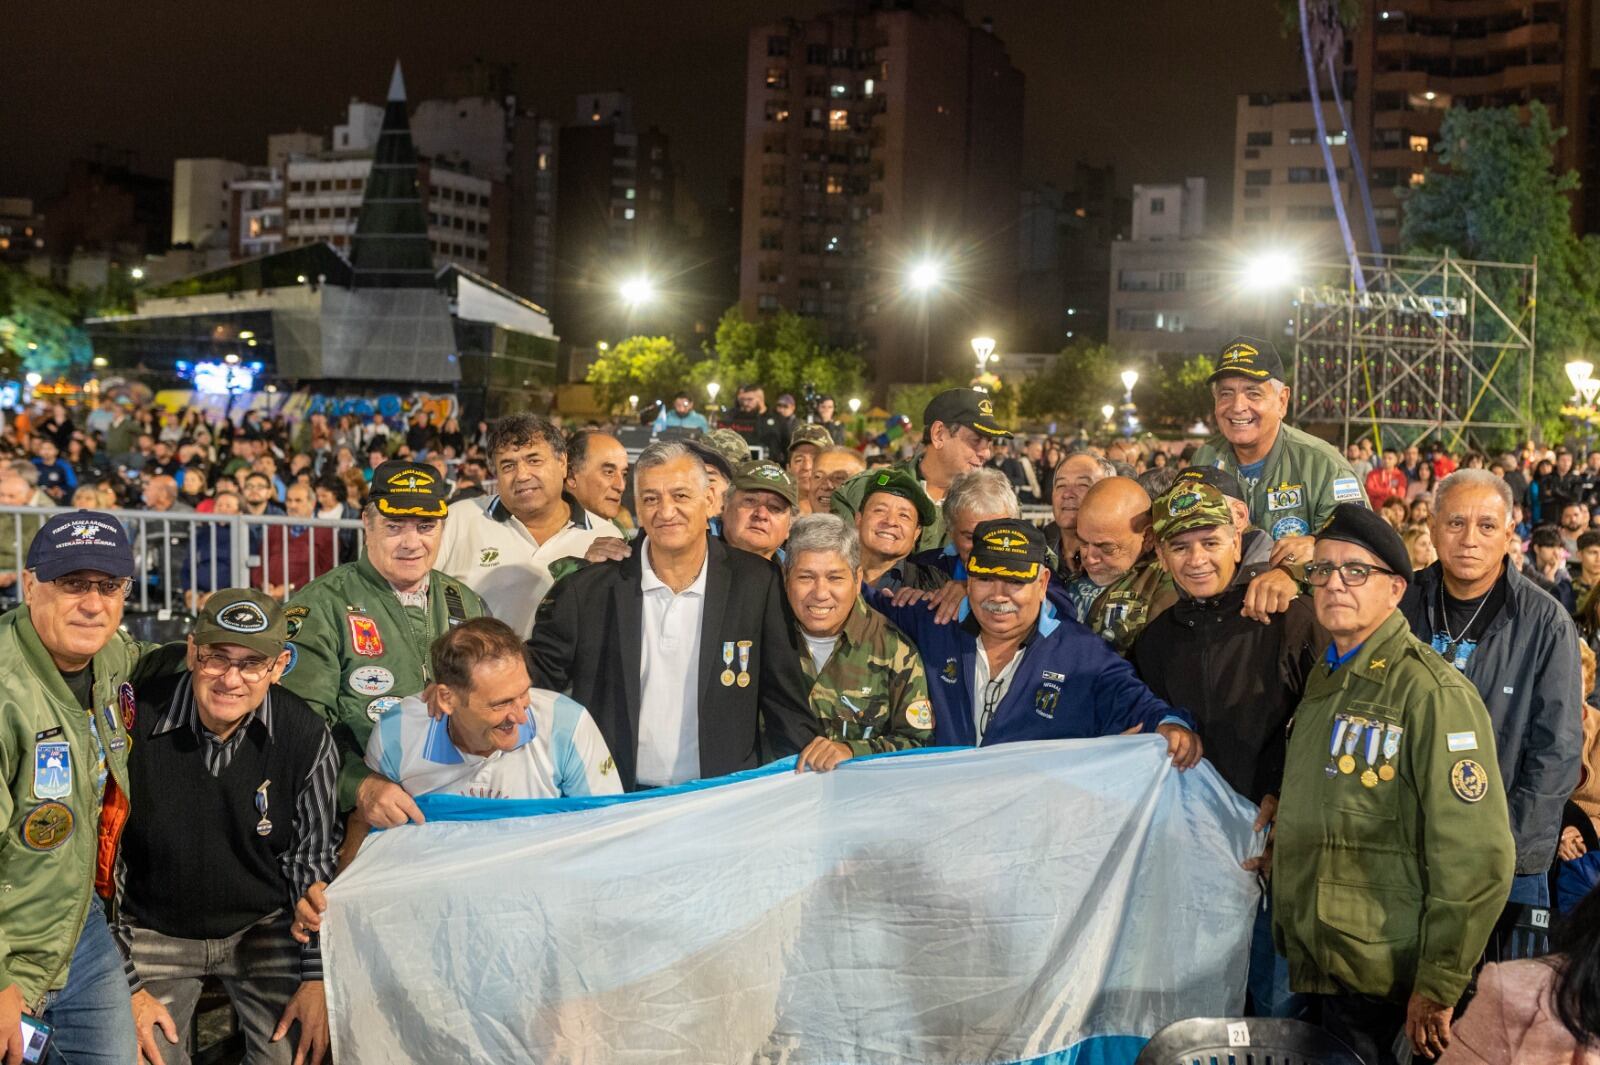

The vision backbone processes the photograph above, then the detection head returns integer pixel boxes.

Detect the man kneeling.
[363,617,623,804]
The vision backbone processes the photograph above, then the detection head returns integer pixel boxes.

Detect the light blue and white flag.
[324,736,1264,1064]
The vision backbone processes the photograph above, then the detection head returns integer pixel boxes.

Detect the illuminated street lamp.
[628,394,639,413]
[848,397,861,414]
[1119,369,1140,439]
[1582,379,1600,406]
[971,335,997,376]
[129,266,145,281]
[906,257,946,384]
[1100,403,1115,429]
[706,381,721,414]
[24,373,41,388]
[620,275,655,309]
[1566,360,1593,397]
[1242,250,1297,291]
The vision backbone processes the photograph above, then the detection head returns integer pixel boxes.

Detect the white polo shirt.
[634,539,708,788]
[365,688,622,800]
[437,493,621,638]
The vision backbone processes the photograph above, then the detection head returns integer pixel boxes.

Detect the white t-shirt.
[801,632,839,674]
[365,688,622,800]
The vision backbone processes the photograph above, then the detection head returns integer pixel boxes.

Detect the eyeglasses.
[51,576,134,599]
[194,652,274,683]
[1304,561,1396,587]
[979,678,1005,737]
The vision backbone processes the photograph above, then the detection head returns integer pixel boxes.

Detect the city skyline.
[4,0,1304,224]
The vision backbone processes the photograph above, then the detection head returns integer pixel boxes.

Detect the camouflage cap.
[731,460,799,508]
[1151,481,1233,542]
[705,427,754,469]
[192,587,288,658]
[855,467,937,527]
[790,423,833,452]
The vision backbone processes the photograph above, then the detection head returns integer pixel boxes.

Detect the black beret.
[1314,503,1412,583]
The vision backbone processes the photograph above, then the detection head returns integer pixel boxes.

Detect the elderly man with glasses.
[1272,505,1513,1065]
[0,511,149,1064]
[117,589,338,1065]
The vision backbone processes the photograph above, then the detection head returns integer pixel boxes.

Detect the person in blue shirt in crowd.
[869,516,1201,764]
[31,437,78,503]
[651,392,710,434]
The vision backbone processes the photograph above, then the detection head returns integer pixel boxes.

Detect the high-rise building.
[268,132,325,172]
[1350,0,1591,244]
[553,93,679,357]
[1232,93,1354,257]
[740,1,1024,385]
[0,198,45,265]
[171,158,247,250]
[1108,178,1237,358]
[230,167,284,260]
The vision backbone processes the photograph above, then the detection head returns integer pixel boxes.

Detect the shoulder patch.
[283,606,309,639]
[1450,758,1489,803]
[1331,477,1364,502]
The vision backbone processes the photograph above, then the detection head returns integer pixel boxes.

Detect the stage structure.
[1291,252,1536,449]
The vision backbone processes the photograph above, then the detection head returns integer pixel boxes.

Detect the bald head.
[1076,477,1154,586]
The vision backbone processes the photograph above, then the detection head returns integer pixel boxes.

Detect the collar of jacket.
[485,491,594,530]
[356,551,439,599]
[12,605,111,711]
[1413,558,1522,638]
[1312,609,1411,692]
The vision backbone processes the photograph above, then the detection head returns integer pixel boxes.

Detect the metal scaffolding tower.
[1291,251,1536,449]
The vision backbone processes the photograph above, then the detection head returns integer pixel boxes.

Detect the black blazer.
[528,535,820,790]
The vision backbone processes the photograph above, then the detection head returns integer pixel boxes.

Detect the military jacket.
[1193,423,1367,540]
[1272,610,1514,1005]
[281,554,487,809]
[832,454,946,553]
[796,598,933,755]
[0,609,146,1008]
[1086,555,1177,656]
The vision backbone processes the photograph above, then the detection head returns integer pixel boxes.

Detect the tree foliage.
[1139,354,1217,431]
[708,306,867,406]
[1016,341,1122,429]
[585,335,700,414]
[1400,102,1600,439]
[0,267,94,381]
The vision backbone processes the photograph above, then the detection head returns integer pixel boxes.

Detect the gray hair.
[634,440,710,501]
[8,460,39,487]
[1435,468,1514,522]
[783,513,860,572]
[944,468,1021,524]
[1056,450,1116,483]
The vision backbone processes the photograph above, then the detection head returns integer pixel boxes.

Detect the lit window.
[625,188,636,200]
[828,109,848,131]
[624,208,636,220]
[826,175,844,195]
[864,79,875,96]
[831,84,848,98]
[537,153,548,170]
[1409,135,1429,152]
[1409,172,1426,187]
[1326,130,1348,146]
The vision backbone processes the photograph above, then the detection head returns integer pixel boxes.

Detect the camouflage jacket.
[1087,554,1178,656]
[795,597,934,755]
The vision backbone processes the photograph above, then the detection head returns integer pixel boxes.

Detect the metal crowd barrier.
[0,505,364,615]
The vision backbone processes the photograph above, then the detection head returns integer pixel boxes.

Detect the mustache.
[979,599,1020,616]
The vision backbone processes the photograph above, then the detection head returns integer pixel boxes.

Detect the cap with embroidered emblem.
[1152,481,1234,542]
[852,467,937,527]
[369,461,449,518]
[966,518,1048,583]
[26,510,135,582]
[1207,335,1286,385]
[192,587,288,658]
[730,460,799,507]
[790,423,834,452]
[923,388,1011,438]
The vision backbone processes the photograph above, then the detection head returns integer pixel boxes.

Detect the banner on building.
[323,737,1263,1065]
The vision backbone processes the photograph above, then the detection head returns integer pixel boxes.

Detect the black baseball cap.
[966,518,1049,583]
[923,388,1011,438]
[26,511,135,582]
[1207,336,1286,385]
[1175,464,1246,503]
[1315,503,1412,583]
[369,461,449,518]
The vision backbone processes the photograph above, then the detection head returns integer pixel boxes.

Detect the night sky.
[2,0,1302,224]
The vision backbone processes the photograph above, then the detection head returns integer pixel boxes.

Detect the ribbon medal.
[254,780,273,837]
[1327,715,1350,777]
[1338,716,1364,775]
[736,640,752,688]
[720,642,735,687]
[1360,723,1382,788]
[1380,724,1402,781]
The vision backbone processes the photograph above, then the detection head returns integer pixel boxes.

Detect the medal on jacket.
[1360,723,1382,788]
[1338,716,1362,775]
[720,642,735,687]
[254,779,272,837]
[1379,724,1402,781]
[1327,715,1349,777]
[737,640,752,688]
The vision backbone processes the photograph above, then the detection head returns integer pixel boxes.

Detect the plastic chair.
[1135,1017,1366,1065]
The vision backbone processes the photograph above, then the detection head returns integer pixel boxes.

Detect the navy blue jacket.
[869,590,1190,747]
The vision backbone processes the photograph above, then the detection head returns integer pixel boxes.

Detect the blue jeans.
[40,896,137,1065]
[1247,896,1309,1019]
[1508,871,1551,907]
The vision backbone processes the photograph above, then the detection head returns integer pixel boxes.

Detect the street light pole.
[1120,369,1140,439]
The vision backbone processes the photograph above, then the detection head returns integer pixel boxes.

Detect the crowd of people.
[0,333,1597,1065]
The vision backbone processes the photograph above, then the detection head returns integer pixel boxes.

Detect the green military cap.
[370,460,449,519]
[731,460,799,508]
[1151,481,1234,542]
[192,588,288,658]
[855,467,937,527]
[705,428,754,469]
[790,423,833,451]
